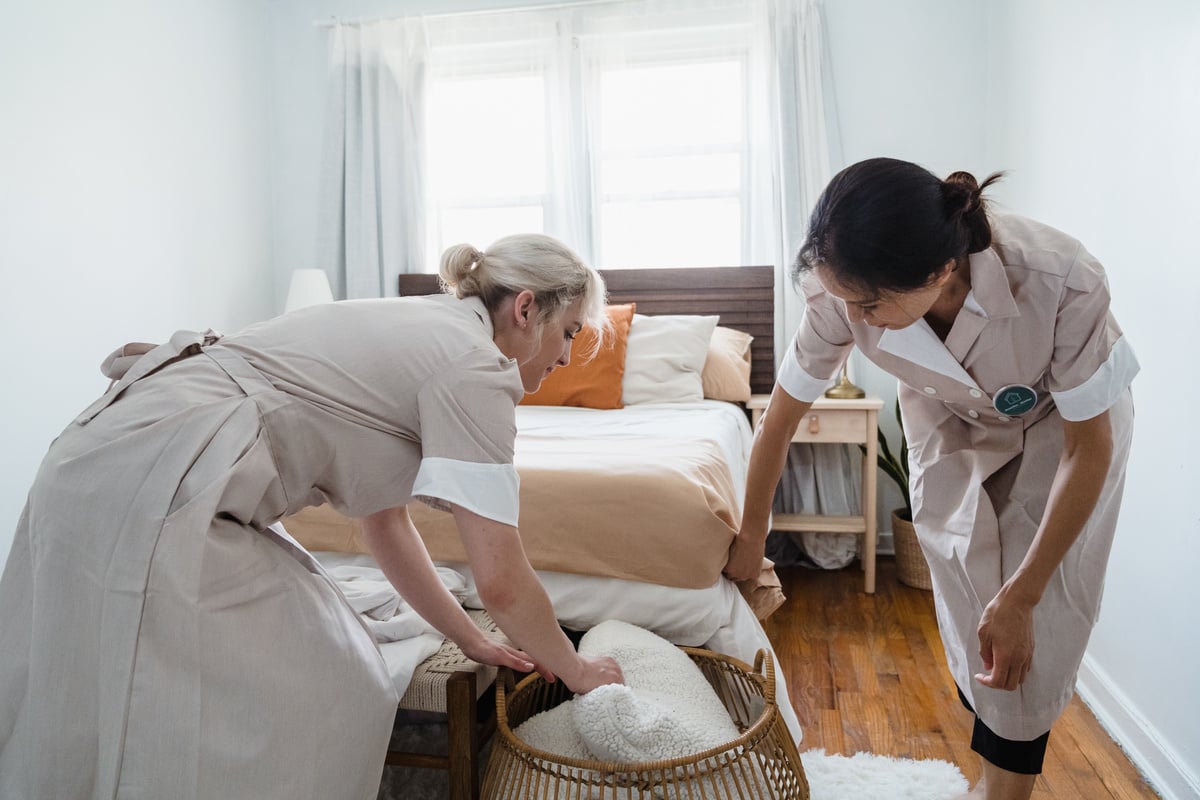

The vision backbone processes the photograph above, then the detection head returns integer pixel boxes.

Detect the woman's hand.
[729,386,812,583]
[975,411,1114,692]
[974,589,1035,691]
[453,506,627,696]
[458,637,555,682]
[564,655,624,695]
[722,533,767,582]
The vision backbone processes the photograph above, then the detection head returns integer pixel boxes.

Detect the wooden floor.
[761,559,1161,799]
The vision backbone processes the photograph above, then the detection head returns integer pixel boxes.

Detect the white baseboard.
[877,531,894,556]
[1076,654,1200,800]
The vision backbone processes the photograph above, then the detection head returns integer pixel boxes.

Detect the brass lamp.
[824,364,865,399]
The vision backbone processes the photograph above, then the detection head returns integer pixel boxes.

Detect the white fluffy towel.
[516,620,740,764]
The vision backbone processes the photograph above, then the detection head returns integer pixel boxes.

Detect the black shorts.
[957,686,1049,775]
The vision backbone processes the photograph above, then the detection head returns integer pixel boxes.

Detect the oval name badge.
[993,384,1037,416]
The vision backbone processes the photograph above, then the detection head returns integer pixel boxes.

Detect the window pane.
[599,198,739,268]
[438,206,545,256]
[599,61,742,151]
[601,153,740,197]
[428,74,546,199]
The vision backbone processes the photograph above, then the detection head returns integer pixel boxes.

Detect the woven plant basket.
[482,648,809,799]
[892,509,933,591]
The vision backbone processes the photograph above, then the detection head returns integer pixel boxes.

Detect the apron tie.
[203,345,278,397]
[76,329,222,426]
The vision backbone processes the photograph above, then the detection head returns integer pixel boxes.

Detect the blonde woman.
[0,233,623,799]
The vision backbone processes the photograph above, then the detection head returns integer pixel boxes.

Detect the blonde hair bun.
[436,234,609,355]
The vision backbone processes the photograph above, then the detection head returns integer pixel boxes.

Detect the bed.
[279,265,802,743]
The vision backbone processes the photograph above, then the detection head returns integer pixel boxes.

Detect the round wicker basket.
[892,509,933,591]
[482,647,809,799]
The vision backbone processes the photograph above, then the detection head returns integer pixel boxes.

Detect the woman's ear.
[933,258,959,286]
[512,289,537,330]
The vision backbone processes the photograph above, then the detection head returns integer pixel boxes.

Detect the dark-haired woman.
[724,158,1137,800]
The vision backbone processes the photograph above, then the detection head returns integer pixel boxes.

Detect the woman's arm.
[723,384,813,581]
[975,409,1114,690]
[451,506,624,695]
[358,506,540,676]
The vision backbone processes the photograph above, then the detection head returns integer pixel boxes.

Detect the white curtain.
[317,0,859,566]
[317,20,429,298]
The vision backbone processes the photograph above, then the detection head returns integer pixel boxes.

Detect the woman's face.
[815,263,951,330]
[516,296,585,392]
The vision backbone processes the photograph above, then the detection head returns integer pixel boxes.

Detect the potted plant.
[872,402,932,590]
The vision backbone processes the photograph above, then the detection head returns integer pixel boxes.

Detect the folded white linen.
[307,552,453,698]
[324,560,467,644]
[328,564,403,619]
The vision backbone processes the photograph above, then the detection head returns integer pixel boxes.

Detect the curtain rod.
[313,0,629,28]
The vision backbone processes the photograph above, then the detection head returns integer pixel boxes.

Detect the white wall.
[820,0,992,524]
[985,3,1200,797]
[0,0,275,564]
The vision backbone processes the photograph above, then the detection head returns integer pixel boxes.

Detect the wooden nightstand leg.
[446,671,480,800]
[863,408,879,594]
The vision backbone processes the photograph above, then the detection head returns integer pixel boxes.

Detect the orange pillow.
[521,303,636,409]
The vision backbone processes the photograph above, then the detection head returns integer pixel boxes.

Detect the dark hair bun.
[942,170,1004,252]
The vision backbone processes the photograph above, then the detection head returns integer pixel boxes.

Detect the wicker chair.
[384,609,508,800]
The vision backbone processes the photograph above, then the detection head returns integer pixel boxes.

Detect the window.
[593,58,745,267]
[419,9,757,269]
[426,72,547,258]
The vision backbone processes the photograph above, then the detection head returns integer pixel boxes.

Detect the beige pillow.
[702,326,754,402]
[621,314,719,405]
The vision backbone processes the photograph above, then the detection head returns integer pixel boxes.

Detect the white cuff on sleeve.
[412,457,521,527]
[1051,335,1140,421]
[777,340,838,402]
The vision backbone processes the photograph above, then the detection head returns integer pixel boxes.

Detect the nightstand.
[747,394,884,593]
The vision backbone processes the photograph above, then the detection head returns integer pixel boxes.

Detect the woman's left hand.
[459,637,555,683]
[974,589,1036,691]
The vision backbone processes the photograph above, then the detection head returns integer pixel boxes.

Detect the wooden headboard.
[398,265,775,395]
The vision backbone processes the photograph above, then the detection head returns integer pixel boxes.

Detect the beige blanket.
[284,434,784,619]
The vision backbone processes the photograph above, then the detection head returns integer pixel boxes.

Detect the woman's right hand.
[565,655,624,695]
[723,529,767,582]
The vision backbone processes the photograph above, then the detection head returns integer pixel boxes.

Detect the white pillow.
[571,620,739,762]
[621,314,719,405]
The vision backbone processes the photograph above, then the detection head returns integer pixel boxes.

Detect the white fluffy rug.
[801,748,968,799]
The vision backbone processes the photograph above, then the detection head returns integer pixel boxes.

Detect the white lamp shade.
[284,269,334,313]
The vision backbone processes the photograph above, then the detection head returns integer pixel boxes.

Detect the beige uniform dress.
[777,214,1139,741]
[0,294,523,799]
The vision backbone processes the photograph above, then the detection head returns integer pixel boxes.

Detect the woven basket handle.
[494,667,517,734]
[753,649,777,703]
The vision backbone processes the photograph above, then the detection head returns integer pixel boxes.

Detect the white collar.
[874,248,1017,390]
[877,318,982,390]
